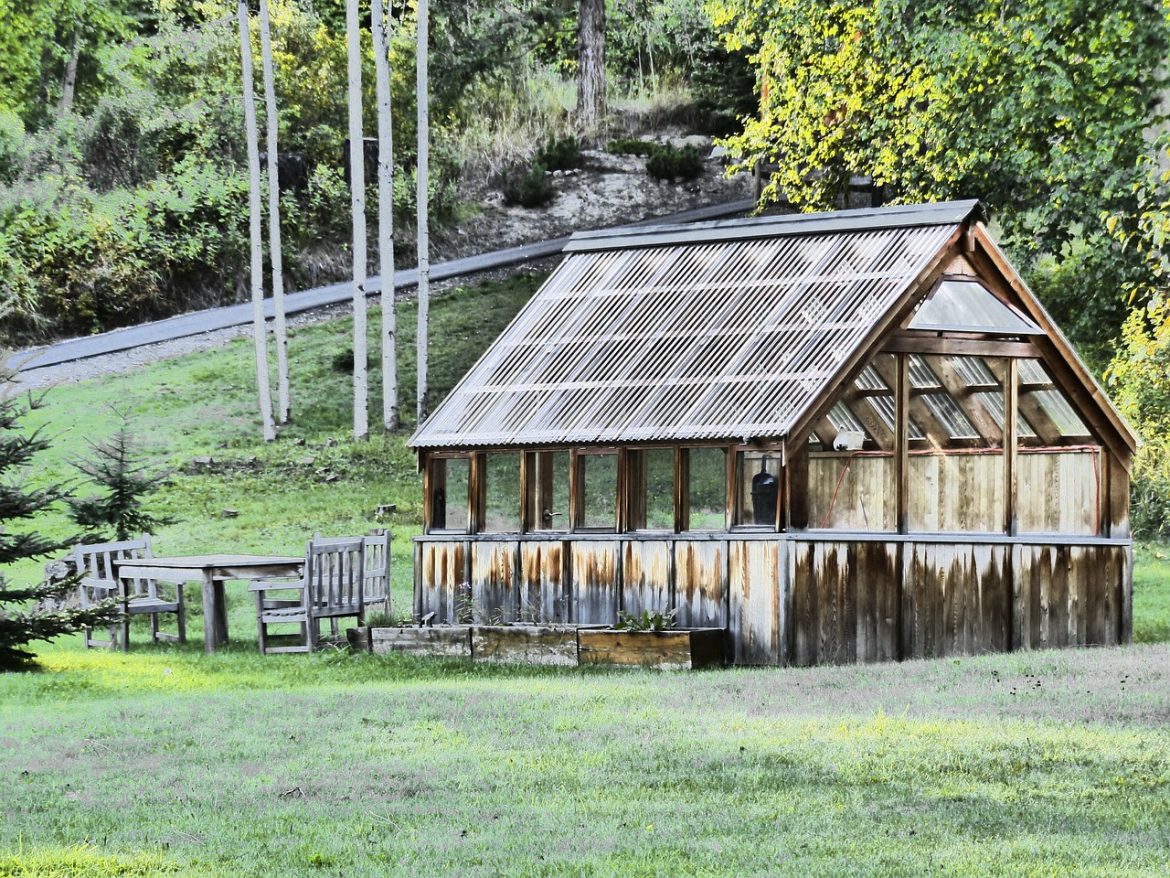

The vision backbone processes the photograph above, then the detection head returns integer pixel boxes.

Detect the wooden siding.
[416,532,1130,665]
[902,542,1010,659]
[471,541,519,623]
[571,541,620,624]
[622,540,673,618]
[791,541,898,666]
[519,541,568,623]
[674,540,726,629]
[806,456,895,531]
[1015,544,1124,649]
[1017,450,1099,535]
[418,540,468,623]
[729,540,783,665]
[907,453,1004,533]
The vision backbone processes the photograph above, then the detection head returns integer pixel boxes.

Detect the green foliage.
[1105,146,1170,539]
[0,375,118,670]
[710,0,1170,359]
[502,161,555,208]
[646,142,702,181]
[68,415,176,542]
[607,137,657,156]
[614,608,677,631]
[536,133,581,171]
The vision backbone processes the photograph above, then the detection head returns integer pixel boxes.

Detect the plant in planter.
[614,608,677,632]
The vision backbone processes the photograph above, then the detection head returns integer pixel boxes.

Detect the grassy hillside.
[10,271,545,617]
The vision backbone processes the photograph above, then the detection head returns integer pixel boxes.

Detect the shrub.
[607,138,656,157]
[646,143,703,182]
[502,161,554,208]
[536,134,581,171]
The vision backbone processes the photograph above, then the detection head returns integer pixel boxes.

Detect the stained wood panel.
[902,542,1009,658]
[908,453,1004,533]
[1015,544,1124,649]
[1017,450,1099,534]
[806,456,895,531]
[622,541,672,618]
[729,540,782,665]
[519,541,568,623]
[571,542,620,624]
[674,541,726,629]
[418,541,468,624]
[471,541,519,624]
[791,541,898,666]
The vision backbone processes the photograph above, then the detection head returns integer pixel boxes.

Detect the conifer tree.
[0,380,118,670]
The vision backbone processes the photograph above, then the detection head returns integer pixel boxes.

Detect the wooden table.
[113,554,304,653]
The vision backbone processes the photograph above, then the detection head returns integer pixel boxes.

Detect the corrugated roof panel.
[411,216,960,448]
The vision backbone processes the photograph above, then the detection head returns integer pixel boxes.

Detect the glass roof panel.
[908,280,1043,335]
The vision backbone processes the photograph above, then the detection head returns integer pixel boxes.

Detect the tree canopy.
[710,0,1170,369]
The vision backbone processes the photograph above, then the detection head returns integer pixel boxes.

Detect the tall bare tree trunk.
[346,0,369,440]
[237,1,275,442]
[372,0,397,432]
[258,0,290,424]
[416,0,430,423]
[577,0,606,136]
[58,27,80,116]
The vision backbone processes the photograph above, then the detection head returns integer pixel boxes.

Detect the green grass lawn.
[1,642,1168,877]
[3,272,1170,876]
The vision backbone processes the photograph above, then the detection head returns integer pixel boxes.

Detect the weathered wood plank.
[577,628,724,670]
[418,541,467,623]
[729,540,781,665]
[571,541,619,625]
[368,625,472,657]
[622,540,672,619]
[674,540,726,629]
[902,542,1009,658]
[471,541,519,623]
[519,541,567,623]
[471,625,578,666]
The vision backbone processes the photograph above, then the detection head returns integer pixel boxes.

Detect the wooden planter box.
[471,625,579,666]
[577,627,726,671]
[350,625,472,659]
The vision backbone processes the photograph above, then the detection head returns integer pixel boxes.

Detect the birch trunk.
[58,28,80,116]
[577,0,606,136]
[415,0,430,423]
[236,1,275,442]
[258,0,290,424]
[372,0,397,431]
[346,0,369,439]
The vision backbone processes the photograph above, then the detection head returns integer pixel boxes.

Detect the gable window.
[428,455,470,532]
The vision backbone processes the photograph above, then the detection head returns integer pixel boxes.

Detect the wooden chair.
[252,536,365,654]
[74,535,186,650]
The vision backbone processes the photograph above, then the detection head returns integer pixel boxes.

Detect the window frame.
[425,452,473,534]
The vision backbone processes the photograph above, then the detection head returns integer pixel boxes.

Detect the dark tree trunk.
[577,0,605,136]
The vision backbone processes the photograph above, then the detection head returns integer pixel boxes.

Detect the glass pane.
[735,450,780,527]
[580,453,617,529]
[687,447,725,531]
[644,449,675,531]
[483,453,520,533]
[431,457,469,531]
[909,280,1042,334]
[527,451,569,532]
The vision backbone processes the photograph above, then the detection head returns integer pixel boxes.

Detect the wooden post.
[725,448,737,530]
[236,1,275,443]
[372,0,397,431]
[675,447,689,533]
[519,451,532,533]
[1003,358,1018,535]
[568,450,582,531]
[895,353,909,534]
[345,0,369,439]
[258,0,290,425]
